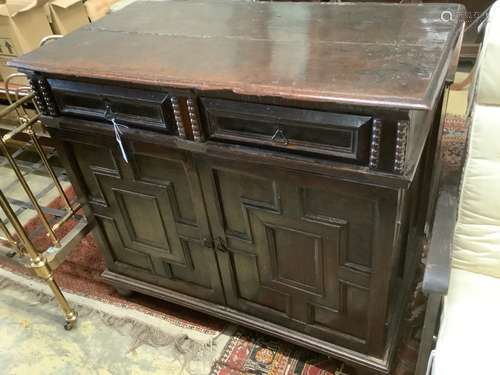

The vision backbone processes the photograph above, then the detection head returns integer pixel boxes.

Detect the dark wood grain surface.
[11,0,463,110]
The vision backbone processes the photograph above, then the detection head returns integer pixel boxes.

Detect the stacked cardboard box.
[47,0,89,35]
[0,0,53,84]
[0,0,125,86]
[85,0,119,22]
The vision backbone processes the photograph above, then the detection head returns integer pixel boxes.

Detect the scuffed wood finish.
[14,1,465,374]
[11,0,464,110]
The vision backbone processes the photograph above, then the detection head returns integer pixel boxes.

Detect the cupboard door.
[54,127,225,304]
[197,156,399,354]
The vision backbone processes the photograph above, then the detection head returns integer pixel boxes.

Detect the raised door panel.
[55,129,225,304]
[197,157,398,354]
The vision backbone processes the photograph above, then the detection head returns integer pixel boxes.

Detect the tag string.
[111,118,129,163]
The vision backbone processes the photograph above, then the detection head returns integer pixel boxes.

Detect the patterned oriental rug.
[0,114,468,375]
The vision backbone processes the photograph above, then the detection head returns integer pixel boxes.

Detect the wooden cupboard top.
[10,0,464,110]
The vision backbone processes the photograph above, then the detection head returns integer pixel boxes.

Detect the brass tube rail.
[0,137,60,247]
[0,91,34,118]
[2,113,39,143]
[0,72,92,330]
[0,190,77,328]
[0,217,16,246]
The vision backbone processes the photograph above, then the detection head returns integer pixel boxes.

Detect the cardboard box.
[109,0,138,13]
[0,0,52,83]
[84,0,119,22]
[49,0,89,35]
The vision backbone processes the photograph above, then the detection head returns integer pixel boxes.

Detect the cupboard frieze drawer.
[47,79,176,133]
[201,98,372,163]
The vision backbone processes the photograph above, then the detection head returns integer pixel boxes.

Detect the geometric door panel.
[101,177,189,267]
[62,134,225,304]
[197,157,397,354]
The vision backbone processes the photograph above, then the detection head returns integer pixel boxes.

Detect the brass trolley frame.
[0,71,92,330]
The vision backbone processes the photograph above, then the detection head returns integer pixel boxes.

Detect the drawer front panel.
[48,79,175,132]
[197,156,399,354]
[201,98,372,161]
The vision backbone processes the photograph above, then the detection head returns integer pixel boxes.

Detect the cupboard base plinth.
[102,269,405,375]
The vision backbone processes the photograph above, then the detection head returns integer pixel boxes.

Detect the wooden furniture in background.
[11,1,464,373]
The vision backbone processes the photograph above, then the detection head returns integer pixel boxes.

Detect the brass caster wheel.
[64,310,78,331]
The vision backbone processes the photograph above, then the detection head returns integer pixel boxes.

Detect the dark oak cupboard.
[11,1,464,373]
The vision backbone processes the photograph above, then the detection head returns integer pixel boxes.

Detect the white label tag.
[112,118,128,163]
